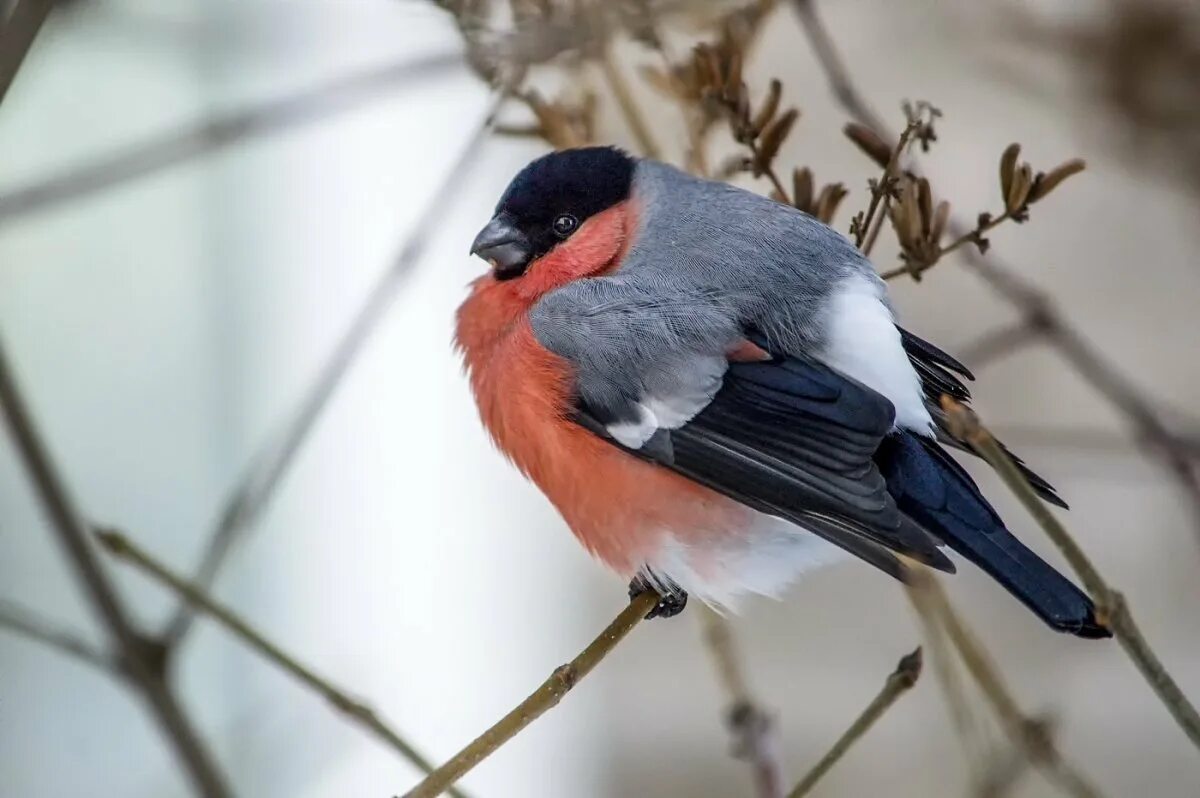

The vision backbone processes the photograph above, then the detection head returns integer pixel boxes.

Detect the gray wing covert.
[529,277,741,447]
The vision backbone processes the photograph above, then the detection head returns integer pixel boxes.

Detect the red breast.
[455,201,744,573]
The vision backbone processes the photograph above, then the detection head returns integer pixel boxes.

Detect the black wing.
[573,351,955,582]
[898,326,1067,508]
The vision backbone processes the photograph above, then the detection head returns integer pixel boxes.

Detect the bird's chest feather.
[459,315,741,572]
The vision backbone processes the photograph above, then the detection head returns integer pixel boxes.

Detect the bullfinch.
[456,145,1108,638]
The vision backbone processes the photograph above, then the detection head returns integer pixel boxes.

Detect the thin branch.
[401,592,660,798]
[943,399,1200,752]
[0,597,116,674]
[0,0,53,105]
[786,647,922,798]
[161,93,503,648]
[0,52,463,226]
[909,570,1103,798]
[94,530,466,798]
[0,341,232,798]
[599,43,662,160]
[956,321,1041,369]
[699,608,786,798]
[790,0,1200,544]
[853,123,915,249]
[789,0,886,135]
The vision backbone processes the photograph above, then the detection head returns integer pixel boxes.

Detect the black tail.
[876,432,1110,639]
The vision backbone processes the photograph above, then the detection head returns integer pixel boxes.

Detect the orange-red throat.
[454,199,735,572]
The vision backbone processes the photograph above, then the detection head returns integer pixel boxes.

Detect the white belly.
[640,513,847,610]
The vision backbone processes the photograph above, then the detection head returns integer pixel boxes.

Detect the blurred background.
[1,1,1198,796]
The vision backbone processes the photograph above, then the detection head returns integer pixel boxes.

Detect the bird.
[455,145,1109,639]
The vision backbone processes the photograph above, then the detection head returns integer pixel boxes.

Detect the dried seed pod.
[917,177,933,236]
[723,50,743,102]
[756,108,799,169]
[814,183,848,224]
[638,65,681,98]
[1006,162,1033,213]
[930,200,951,242]
[792,167,814,211]
[999,143,1021,199]
[1029,158,1086,202]
[751,79,782,137]
[843,122,892,168]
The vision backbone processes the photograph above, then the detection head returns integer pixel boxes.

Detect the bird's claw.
[628,576,688,619]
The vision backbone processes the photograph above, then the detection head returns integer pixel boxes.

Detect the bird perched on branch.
[456,146,1109,638]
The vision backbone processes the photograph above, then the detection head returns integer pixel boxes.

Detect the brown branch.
[943,399,1200,752]
[878,209,1012,280]
[0,52,463,226]
[909,570,1103,798]
[790,0,1200,544]
[786,648,922,798]
[0,342,232,798]
[0,597,116,674]
[161,94,503,647]
[400,592,660,798]
[699,608,786,798]
[0,0,53,105]
[94,530,466,798]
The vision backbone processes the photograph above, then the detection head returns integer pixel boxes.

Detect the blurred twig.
[909,570,1103,798]
[0,597,115,674]
[0,0,53,104]
[0,52,463,226]
[700,608,786,798]
[790,0,1200,544]
[95,529,466,798]
[786,648,922,798]
[600,43,662,159]
[161,93,503,648]
[0,341,233,798]
[943,398,1200,752]
[400,592,660,798]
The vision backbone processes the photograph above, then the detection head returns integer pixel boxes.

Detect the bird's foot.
[628,576,688,619]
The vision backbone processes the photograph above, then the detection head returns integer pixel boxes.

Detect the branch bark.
[942,399,1200,752]
[0,0,53,105]
[400,592,659,798]
[0,342,232,798]
[699,608,786,798]
[94,530,467,798]
[0,52,462,226]
[786,648,922,798]
[0,597,116,674]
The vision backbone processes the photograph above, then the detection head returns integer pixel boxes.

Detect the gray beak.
[470,214,531,279]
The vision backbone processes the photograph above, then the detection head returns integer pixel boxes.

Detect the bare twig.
[599,44,662,160]
[400,592,659,798]
[0,52,463,226]
[956,321,1041,369]
[0,342,232,798]
[943,399,1200,752]
[699,608,786,798]
[0,597,115,674]
[786,648,922,798]
[790,0,1200,543]
[910,570,1103,798]
[161,93,503,648]
[94,530,465,798]
[0,0,53,105]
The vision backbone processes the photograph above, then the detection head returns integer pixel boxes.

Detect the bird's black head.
[470,147,635,280]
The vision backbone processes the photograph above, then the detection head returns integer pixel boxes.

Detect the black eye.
[552,213,578,238]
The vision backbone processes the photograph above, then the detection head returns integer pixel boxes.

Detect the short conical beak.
[470,214,531,279]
